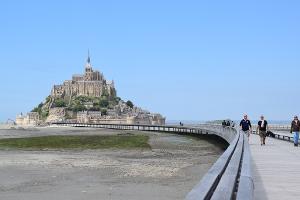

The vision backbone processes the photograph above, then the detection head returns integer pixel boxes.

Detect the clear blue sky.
[0,0,299,122]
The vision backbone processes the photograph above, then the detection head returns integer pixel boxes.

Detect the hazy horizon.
[1,1,300,122]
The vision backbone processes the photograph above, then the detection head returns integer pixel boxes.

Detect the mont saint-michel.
[16,54,165,126]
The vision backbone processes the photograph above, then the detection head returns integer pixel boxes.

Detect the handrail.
[185,130,240,200]
[236,133,254,199]
[211,132,244,199]
[253,130,296,143]
[185,128,253,200]
[51,122,253,200]
[253,124,291,131]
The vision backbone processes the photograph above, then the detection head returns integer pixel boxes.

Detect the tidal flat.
[0,127,225,200]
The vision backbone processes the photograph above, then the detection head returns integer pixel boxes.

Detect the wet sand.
[0,127,225,200]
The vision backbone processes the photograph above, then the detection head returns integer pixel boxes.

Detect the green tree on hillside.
[72,104,86,112]
[99,99,109,107]
[53,99,66,107]
[126,100,134,108]
[101,109,107,116]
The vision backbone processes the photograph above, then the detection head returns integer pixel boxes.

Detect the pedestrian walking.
[226,121,231,127]
[222,120,226,127]
[231,121,236,128]
[257,115,268,145]
[240,115,252,141]
[290,116,300,147]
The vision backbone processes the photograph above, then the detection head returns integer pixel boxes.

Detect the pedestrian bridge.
[52,122,299,200]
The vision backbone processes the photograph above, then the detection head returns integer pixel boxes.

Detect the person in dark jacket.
[290,116,300,147]
[257,115,268,146]
[226,121,231,127]
[222,120,227,127]
[240,115,252,141]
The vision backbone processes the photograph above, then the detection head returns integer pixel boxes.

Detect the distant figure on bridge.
[257,115,268,145]
[226,121,231,127]
[231,121,235,128]
[290,116,300,147]
[222,120,227,127]
[240,115,252,141]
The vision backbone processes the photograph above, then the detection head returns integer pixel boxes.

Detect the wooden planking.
[250,134,300,200]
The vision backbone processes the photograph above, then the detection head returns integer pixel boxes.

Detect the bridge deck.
[250,134,300,200]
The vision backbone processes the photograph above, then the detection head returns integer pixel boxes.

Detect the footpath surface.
[250,134,300,200]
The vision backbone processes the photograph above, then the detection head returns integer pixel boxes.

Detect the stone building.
[16,112,39,126]
[77,111,102,124]
[76,100,166,125]
[51,53,116,99]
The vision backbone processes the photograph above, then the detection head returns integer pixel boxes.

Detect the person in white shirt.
[257,115,268,145]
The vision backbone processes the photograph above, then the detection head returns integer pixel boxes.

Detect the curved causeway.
[52,123,254,200]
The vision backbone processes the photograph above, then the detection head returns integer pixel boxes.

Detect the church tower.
[85,50,92,72]
[84,51,93,81]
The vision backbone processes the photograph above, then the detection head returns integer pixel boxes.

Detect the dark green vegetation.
[31,95,129,120]
[67,95,121,113]
[53,98,66,107]
[32,99,50,120]
[0,135,150,150]
[126,100,134,108]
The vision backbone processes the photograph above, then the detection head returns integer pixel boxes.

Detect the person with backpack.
[290,116,300,147]
[240,115,252,141]
[257,115,268,146]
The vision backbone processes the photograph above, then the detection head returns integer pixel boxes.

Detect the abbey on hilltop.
[51,52,116,99]
[16,53,165,126]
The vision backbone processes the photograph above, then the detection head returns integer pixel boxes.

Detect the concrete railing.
[185,126,253,200]
[52,122,253,200]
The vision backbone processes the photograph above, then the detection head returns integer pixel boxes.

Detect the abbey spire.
[87,50,91,64]
[85,50,92,69]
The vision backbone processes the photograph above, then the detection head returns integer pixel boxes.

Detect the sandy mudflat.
[0,127,225,200]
